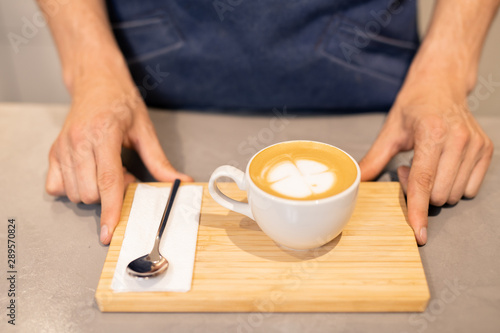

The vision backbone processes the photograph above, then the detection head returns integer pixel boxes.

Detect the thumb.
[133,120,193,182]
[359,124,402,181]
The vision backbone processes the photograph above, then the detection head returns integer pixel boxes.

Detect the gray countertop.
[1,103,499,333]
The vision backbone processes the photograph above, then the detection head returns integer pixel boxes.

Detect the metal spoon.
[126,179,181,278]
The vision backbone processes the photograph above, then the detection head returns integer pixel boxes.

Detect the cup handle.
[208,165,254,220]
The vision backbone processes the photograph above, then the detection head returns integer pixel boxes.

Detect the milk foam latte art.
[249,141,357,201]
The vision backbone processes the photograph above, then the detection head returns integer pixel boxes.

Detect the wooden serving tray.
[95,182,429,312]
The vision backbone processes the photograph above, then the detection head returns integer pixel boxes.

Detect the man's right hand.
[38,0,192,244]
[46,81,192,245]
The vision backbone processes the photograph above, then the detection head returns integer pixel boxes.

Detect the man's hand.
[359,84,493,245]
[359,0,498,245]
[38,0,192,245]
[46,82,192,245]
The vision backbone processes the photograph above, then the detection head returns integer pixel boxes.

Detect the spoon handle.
[157,179,181,239]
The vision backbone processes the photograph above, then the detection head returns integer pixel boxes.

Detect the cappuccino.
[249,141,357,201]
[209,140,361,249]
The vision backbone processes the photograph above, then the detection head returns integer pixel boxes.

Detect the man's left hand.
[359,82,494,245]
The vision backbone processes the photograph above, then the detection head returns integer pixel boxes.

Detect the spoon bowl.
[126,254,169,278]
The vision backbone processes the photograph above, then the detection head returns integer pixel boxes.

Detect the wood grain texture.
[95,182,429,312]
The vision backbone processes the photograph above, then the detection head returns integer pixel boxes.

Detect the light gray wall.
[0,1,498,115]
[0,0,70,103]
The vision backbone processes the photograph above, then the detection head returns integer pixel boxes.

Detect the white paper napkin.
[111,184,203,292]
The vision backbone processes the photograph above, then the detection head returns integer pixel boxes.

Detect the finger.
[359,123,403,181]
[397,165,410,194]
[448,135,490,204]
[464,142,493,198]
[75,149,100,204]
[46,147,66,197]
[428,139,467,206]
[406,135,444,245]
[58,143,81,203]
[95,135,124,245]
[133,117,193,182]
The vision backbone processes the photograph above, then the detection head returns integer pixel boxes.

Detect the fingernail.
[419,227,427,245]
[100,225,109,244]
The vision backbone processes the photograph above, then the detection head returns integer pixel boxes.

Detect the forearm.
[36,0,132,95]
[403,0,500,95]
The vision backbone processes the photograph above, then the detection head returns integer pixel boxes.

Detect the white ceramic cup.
[208,141,361,250]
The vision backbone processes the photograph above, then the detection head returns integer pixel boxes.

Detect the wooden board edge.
[395,182,431,307]
[95,294,431,313]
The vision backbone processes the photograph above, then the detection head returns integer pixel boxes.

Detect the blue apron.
[106,0,419,112]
